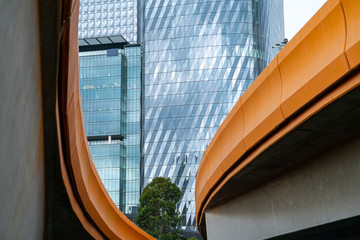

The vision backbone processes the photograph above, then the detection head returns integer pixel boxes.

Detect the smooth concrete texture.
[205,134,360,240]
[0,0,45,239]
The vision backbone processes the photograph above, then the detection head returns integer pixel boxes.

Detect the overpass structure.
[195,0,360,239]
[1,0,360,239]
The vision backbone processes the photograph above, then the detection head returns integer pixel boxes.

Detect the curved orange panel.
[342,0,360,68]
[195,0,360,235]
[279,0,349,118]
[242,57,283,149]
[57,0,155,239]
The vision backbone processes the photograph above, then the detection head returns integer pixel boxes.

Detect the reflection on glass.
[79,45,142,221]
[141,0,284,231]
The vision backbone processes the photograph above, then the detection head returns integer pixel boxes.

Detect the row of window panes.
[126,124,140,135]
[125,58,141,67]
[144,128,219,142]
[144,0,250,10]
[92,158,124,169]
[143,95,241,109]
[144,68,259,82]
[82,100,121,111]
[143,88,244,102]
[127,68,141,78]
[80,88,124,100]
[81,88,122,101]
[96,168,123,180]
[80,77,121,89]
[145,46,265,61]
[125,147,140,157]
[125,193,140,204]
[126,112,140,122]
[89,144,124,157]
[83,110,121,123]
[144,158,201,167]
[144,141,209,154]
[143,34,261,52]
[143,65,258,80]
[144,118,222,133]
[126,179,140,194]
[88,139,123,145]
[144,53,264,69]
[125,46,141,56]
[85,123,126,136]
[102,179,121,192]
[144,58,259,74]
[80,67,122,78]
[144,30,263,44]
[127,91,141,101]
[79,55,122,67]
[144,133,214,145]
[144,79,251,94]
[126,158,141,168]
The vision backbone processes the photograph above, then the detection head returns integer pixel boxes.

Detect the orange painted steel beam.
[56,0,155,239]
[195,0,360,236]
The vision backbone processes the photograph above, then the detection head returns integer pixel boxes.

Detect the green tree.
[136,177,182,240]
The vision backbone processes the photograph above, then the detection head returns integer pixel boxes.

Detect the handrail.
[195,0,360,236]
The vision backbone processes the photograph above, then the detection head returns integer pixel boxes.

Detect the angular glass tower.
[141,0,284,231]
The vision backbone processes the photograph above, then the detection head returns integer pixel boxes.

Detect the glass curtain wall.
[141,0,284,231]
[79,45,142,219]
[79,0,138,43]
[79,50,127,210]
[123,45,142,220]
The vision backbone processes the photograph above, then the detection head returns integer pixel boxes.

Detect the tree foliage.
[136,177,182,240]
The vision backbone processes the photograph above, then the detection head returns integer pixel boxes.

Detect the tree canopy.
[136,177,182,240]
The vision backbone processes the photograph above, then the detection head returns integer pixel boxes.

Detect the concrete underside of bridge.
[204,73,360,240]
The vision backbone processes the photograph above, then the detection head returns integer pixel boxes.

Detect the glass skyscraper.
[79,43,142,221]
[141,0,284,232]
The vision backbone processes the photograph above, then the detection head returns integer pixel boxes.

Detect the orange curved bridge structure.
[195,0,360,239]
[58,0,155,239]
[1,0,360,239]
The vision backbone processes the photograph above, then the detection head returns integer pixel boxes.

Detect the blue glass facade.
[141,0,284,231]
[79,45,142,219]
[80,49,127,210]
[123,45,142,218]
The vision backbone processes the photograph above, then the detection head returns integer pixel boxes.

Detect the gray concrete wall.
[205,135,360,240]
[0,0,45,239]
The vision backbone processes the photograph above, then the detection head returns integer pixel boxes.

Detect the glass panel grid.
[141,0,284,231]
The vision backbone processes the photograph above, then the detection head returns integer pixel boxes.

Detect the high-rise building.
[78,0,284,235]
[79,38,142,221]
[78,0,143,223]
[140,0,284,233]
